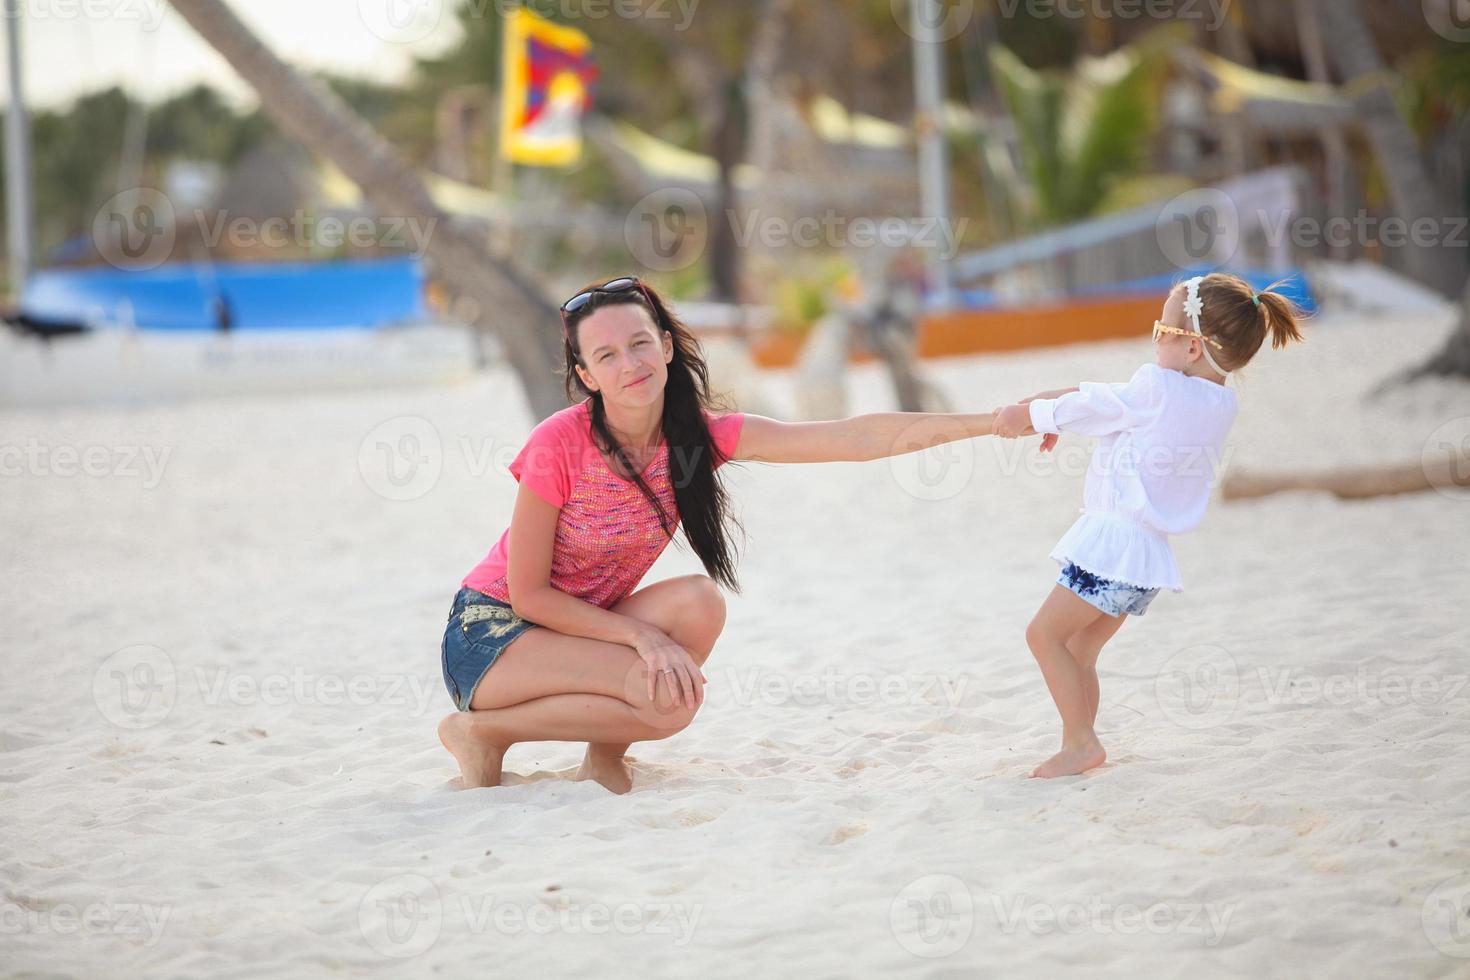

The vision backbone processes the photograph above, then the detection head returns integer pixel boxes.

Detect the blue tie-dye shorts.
[1058,562,1161,618]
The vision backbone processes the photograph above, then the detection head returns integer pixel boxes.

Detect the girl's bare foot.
[438,712,509,789]
[1030,737,1106,778]
[575,745,633,794]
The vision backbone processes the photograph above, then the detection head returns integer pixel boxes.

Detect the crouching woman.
[438,277,995,793]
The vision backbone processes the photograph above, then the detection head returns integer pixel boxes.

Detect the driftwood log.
[1222,452,1470,501]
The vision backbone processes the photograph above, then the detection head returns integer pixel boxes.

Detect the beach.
[3,308,1468,977]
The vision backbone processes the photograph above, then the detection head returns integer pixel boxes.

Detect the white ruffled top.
[1028,364,1238,591]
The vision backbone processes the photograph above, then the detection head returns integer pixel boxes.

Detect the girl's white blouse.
[1027,364,1238,591]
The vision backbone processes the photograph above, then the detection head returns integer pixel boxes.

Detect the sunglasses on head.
[559,277,654,333]
[1152,320,1224,350]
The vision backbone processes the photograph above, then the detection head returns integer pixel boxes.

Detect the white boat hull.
[0,324,484,408]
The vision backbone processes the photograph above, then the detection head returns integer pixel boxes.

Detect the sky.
[3,0,463,110]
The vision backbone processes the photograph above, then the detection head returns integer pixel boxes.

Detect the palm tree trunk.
[1294,0,1355,261]
[1318,0,1464,299]
[735,0,796,297]
[1317,0,1469,378]
[707,85,743,303]
[167,0,567,418]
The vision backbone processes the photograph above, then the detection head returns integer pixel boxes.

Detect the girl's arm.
[994,388,1081,438]
[731,412,995,464]
[504,485,703,706]
[1025,367,1164,438]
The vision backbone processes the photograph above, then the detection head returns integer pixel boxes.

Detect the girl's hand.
[1016,389,1071,450]
[994,403,1035,438]
[631,624,705,709]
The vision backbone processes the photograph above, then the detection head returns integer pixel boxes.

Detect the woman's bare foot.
[438,712,509,789]
[1030,737,1106,778]
[575,745,633,794]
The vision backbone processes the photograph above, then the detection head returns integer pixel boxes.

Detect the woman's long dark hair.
[562,278,742,591]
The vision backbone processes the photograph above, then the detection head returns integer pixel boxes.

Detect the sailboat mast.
[3,0,33,299]
[911,0,953,308]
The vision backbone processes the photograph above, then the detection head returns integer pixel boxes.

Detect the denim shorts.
[1058,562,1161,618]
[441,586,539,711]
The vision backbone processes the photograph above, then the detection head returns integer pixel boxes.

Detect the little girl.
[994,272,1304,778]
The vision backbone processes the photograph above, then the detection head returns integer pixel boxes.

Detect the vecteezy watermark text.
[0,439,171,488]
[4,0,167,31]
[93,188,438,271]
[995,0,1230,29]
[728,210,971,261]
[358,873,702,959]
[722,666,969,709]
[0,899,171,947]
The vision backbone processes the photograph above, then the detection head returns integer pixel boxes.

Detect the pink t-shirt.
[462,400,745,609]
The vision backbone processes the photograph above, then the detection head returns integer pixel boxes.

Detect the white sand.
[3,309,1469,977]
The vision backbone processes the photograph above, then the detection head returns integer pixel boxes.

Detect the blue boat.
[2,257,480,408]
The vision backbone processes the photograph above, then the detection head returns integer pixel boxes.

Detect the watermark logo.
[625,188,706,273]
[890,874,974,958]
[1422,417,1470,502]
[360,873,442,958]
[887,417,978,501]
[92,645,177,730]
[1154,644,1240,730]
[1424,872,1470,958]
[1155,187,1241,270]
[617,656,698,734]
[93,188,176,271]
[1425,0,1470,43]
[358,0,445,44]
[893,0,975,43]
[358,416,444,502]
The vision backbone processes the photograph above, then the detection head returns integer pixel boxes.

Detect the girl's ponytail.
[1195,273,1306,371]
[1255,287,1304,350]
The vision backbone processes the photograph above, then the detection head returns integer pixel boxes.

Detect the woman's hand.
[994,403,1035,438]
[1014,389,1073,450]
[631,624,706,709]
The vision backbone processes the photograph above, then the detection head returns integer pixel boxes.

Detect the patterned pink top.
[462,400,745,609]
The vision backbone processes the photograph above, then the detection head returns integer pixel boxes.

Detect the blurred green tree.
[988,30,1176,227]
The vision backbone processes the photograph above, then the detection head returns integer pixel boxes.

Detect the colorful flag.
[499,8,598,166]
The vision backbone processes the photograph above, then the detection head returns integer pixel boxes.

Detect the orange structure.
[748,292,1161,368]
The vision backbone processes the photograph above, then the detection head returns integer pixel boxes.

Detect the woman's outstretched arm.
[731,412,995,465]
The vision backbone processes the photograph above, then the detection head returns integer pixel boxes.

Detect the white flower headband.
[1183,276,1231,378]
